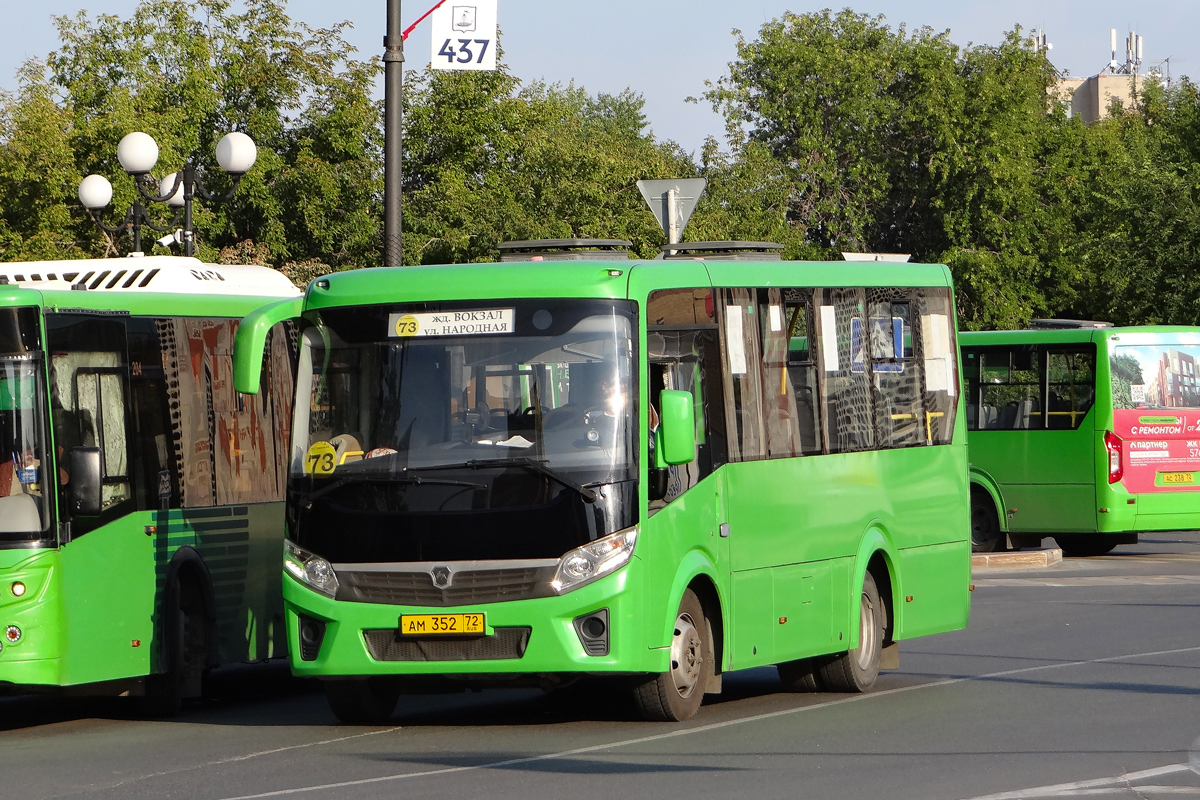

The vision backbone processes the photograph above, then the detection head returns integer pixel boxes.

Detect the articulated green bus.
[0,256,298,713]
[234,249,971,722]
[962,323,1200,555]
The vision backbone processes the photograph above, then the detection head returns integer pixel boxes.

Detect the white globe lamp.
[117,132,159,174]
[158,173,185,208]
[77,174,113,210]
[215,131,257,175]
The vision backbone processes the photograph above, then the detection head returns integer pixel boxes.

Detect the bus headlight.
[284,540,339,598]
[551,527,637,594]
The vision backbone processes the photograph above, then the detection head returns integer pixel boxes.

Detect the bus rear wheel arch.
[778,566,888,693]
[970,487,1004,553]
[138,571,209,717]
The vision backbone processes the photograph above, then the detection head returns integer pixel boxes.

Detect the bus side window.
[127,318,179,510]
[1048,349,1096,429]
[46,314,134,536]
[916,288,960,443]
[867,292,922,448]
[762,288,821,456]
[716,288,767,461]
[978,346,1041,431]
[817,287,875,453]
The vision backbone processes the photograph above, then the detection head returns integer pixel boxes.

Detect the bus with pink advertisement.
[960,322,1200,556]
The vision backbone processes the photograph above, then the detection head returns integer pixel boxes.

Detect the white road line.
[975,576,1200,587]
[57,727,402,799]
[214,644,1200,800]
[960,764,1193,799]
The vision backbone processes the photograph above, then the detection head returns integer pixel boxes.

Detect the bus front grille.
[336,566,557,607]
[363,627,532,661]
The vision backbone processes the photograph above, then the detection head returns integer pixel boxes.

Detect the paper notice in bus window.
[769,305,783,332]
[726,309,747,375]
[389,309,514,338]
[922,313,954,394]
[820,306,839,371]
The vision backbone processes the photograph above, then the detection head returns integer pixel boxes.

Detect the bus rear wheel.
[1054,536,1119,557]
[325,678,401,724]
[970,493,1003,553]
[139,576,207,717]
[633,589,712,721]
[817,571,884,693]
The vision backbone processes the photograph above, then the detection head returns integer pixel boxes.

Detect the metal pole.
[383,0,405,267]
[182,164,196,258]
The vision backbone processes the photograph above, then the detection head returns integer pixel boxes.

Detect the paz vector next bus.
[0,256,299,713]
[962,322,1200,556]
[233,243,971,723]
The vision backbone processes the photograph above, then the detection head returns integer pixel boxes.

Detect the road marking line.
[70,727,402,797]
[960,764,1195,798]
[975,576,1200,587]
[215,645,1200,800]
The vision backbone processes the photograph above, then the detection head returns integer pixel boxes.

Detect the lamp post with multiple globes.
[78,130,257,257]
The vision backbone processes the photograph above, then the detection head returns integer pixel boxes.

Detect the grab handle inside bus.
[233,296,304,394]
[656,389,697,466]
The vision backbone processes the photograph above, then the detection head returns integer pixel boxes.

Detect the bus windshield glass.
[0,307,51,545]
[294,299,637,486]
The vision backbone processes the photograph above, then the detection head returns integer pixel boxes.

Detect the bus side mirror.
[68,447,102,517]
[656,390,696,466]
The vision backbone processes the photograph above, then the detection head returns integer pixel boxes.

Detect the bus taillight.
[1104,431,1124,484]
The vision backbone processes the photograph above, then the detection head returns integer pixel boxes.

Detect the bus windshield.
[296,299,636,479]
[0,357,51,543]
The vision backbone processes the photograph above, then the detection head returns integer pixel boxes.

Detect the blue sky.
[5,1,1198,154]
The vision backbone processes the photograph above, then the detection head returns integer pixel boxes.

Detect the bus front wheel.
[970,493,1003,553]
[633,589,712,722]
[325,678,401,724]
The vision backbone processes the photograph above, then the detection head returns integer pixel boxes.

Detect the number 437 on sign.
[431,1,497,71]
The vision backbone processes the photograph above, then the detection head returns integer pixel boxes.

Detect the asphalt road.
[4,534,1200,800]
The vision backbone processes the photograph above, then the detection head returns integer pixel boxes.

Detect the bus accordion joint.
[1104,430,1124,484]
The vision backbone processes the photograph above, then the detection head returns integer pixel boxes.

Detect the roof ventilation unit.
[661,241,784,261]
[1029,319,1114,329]
[842,252,911,263]
[498,239,632,262]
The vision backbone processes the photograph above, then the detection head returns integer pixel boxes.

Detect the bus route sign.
[431,0,497,71]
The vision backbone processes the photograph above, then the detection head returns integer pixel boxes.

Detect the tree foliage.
[2,2,1200,331]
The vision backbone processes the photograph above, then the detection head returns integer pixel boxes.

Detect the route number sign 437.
[431,1,497,71]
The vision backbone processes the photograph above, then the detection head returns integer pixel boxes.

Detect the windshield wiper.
[301,473,486,506]
[403,458,599,503]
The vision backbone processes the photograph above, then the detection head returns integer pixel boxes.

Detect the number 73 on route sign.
[431,0,497,71]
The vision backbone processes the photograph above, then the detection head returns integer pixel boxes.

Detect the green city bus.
[233,247,971,722]
[0,256,299,713]
[962,323,1200,555]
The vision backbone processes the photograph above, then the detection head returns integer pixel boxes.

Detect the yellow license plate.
[399,613,485,636]
[1162,472,1195,484]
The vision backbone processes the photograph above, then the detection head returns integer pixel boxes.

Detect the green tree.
[0,0,382,272]
[401,65,692,263]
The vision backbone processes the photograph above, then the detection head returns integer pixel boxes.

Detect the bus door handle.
[719,523,730,538]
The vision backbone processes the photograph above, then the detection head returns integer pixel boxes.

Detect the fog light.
[10,582,25,598]
[5,626,21,644]
[573,608,610,657]
[298,616,326,662]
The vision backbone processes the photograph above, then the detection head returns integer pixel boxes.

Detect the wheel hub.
[670,612,703,698]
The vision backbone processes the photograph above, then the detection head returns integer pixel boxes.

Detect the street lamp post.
[80,131,258,257]
[77,174,178,255]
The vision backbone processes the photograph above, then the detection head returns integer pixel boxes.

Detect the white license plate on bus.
[399,613,485,636]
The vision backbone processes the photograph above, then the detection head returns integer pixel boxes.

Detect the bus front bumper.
[282,560,665,679]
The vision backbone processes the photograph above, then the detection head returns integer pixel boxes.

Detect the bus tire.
[325,678,401,724]
[1054,536,1118,557]
[970,491,1003,553]
[777,658,822,692]
[139,577,206,717]
[818,571,884,693]
[633,589,711,721]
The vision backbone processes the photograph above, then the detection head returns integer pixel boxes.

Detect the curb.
[972,548,1063,569]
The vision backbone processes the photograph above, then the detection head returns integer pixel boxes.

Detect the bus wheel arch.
[970,484,1004,553]
[685,574,724,686]
[865,551,895,649]
[140,548,216,715]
